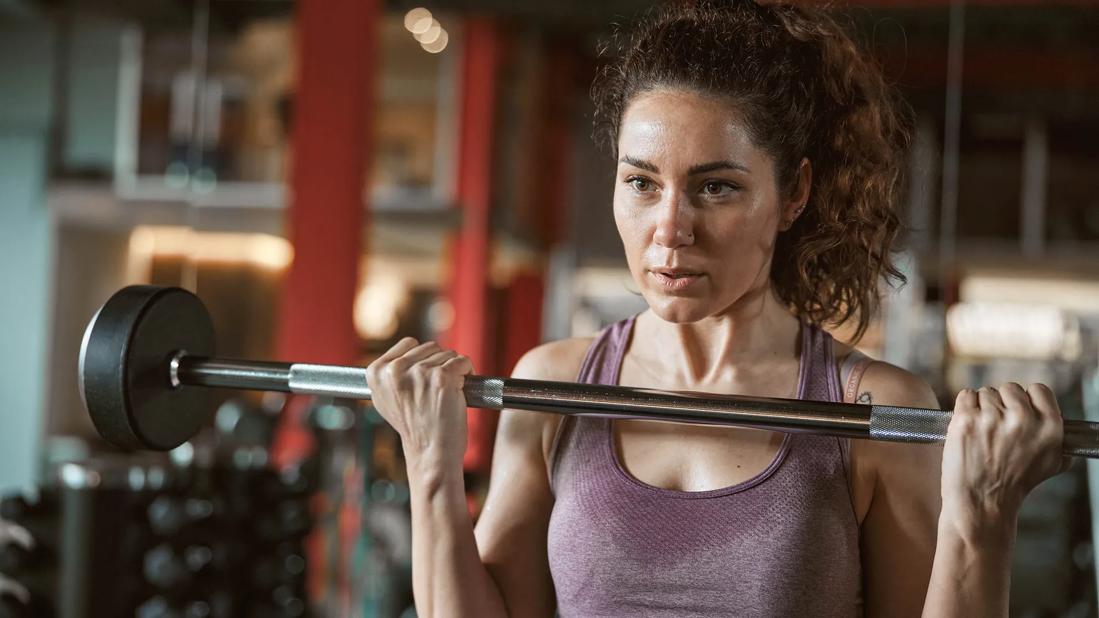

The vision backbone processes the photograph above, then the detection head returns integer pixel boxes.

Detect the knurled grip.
[463,377,504,409]
[869,405,952,443]
[288,364,372,399]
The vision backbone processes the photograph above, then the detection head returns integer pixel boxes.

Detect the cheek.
[612,196,641,248]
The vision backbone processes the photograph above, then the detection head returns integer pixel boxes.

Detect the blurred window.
[1047,119,1099,244]
[955,114,1024,242]
[120,3,456,207]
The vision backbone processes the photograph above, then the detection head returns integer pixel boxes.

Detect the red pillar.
[531,42,576,250]
[502,273,545,373]
[276,0,378,366]
[271,0,379,603]
[502,42,577,374]
[444,18,502,473]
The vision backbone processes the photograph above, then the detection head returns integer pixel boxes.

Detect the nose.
[652,191,695,249]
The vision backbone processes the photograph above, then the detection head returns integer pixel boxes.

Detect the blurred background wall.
[0,0,1098,616]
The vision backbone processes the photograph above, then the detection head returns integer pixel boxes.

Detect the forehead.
[617,89,765,167]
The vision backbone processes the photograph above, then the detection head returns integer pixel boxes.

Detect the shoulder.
[511,337,596,382]
[503,337,596,462]
[839,350,942,511]
[832,339,937,409]
[858,358,939,410]
[860,361,938,410]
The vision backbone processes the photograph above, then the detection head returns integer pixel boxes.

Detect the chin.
[642,292,716,324]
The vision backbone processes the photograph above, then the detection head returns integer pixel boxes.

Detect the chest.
[613,358,798,492]
[548,420,864,617]
[613,420,787,491]
[612,356,874,522]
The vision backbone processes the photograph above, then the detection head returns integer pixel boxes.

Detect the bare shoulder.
[858,360,939,410]
[511,337,596,382]
[846,355,942,504]
[832,338,938,408]
[501,337,596,461]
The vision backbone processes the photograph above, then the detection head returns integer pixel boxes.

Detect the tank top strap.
[546,315,637,493]
[576,315,636,385]
[798,320,843,404]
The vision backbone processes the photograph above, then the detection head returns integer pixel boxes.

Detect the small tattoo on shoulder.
[856,392,872,405]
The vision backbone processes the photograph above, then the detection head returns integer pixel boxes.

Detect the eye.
[700,180,738,197]
[625,176,656,193]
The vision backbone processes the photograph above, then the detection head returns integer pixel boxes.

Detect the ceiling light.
[415,20,442,44]
[403,8,431,33]
[421,30,448,53]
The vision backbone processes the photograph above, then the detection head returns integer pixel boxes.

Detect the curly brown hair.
[592,0,911,341]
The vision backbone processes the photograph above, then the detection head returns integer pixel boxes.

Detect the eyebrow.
[618,156,750,175]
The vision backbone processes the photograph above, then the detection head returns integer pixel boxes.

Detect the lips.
[648,267,704,291]
[651,268,702,278]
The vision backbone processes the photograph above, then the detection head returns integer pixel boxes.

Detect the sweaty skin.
[367,88,1067,618]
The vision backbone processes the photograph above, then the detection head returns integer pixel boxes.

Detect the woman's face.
[613,88,807,324]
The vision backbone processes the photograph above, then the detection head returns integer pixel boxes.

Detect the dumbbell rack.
[0,454,314,618]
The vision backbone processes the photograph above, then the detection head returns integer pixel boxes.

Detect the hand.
[941,383,1071,535]
[366,338,474,474]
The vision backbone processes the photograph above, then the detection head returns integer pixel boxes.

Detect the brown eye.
[701,181,736,197]
[626,177,654,192]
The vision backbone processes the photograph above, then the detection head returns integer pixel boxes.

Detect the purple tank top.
[546,316,861,617]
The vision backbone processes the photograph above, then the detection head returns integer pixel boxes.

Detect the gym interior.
[1,0,1099,616]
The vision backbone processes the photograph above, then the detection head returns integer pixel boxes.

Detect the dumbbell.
[79,286,1099,456]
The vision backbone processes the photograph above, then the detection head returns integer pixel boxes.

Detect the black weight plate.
[79,286,215,451]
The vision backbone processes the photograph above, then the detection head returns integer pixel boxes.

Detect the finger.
[977,385,1006,411]
[442,354,474,375]
[1026,383,1061,419]
[976,386,1004,423]
[1058,455,1076,475]
[954,388,979,412]
[374,337,420,363]
[998,382,1030,411]
[949,389,978,434]
[395,340,445,365]
[999,382,1035,426]
[416,350,458,369]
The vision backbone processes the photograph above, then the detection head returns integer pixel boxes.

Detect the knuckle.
[955,390,976,409]
[428,369,449,389]
[949,413,973,434]
[1002,413,1025,432]
[1030,382,1053,396]
[386,360,409,380]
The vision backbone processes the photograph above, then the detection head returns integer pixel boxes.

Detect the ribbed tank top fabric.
[546,317,861,617]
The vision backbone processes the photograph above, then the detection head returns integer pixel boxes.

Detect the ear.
[779,158,812,231]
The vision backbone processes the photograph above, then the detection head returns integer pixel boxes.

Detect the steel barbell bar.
[78,286,1099,457]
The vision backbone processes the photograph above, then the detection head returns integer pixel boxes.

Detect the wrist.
[938,504,1018,552]
[405,450,465,497]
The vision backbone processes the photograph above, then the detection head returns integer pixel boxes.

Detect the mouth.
[648,268,704,291]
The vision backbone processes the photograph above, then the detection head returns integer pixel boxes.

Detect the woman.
[366,1,1069,616]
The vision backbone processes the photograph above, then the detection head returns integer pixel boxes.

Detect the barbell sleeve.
[171,355,1099,458]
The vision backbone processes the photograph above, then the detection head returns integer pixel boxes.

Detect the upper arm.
[473,338,590,618]
[854,362,943,618]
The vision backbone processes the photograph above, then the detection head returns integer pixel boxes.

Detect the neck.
[636,287,801,385]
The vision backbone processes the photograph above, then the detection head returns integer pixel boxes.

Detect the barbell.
[79,286,1099,457]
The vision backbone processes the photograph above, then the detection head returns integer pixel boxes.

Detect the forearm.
[408,460,509,618]
[922,512,1016,618]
